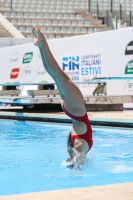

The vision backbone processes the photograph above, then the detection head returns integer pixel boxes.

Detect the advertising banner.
[0,28,133,96]
[0,43,54,84]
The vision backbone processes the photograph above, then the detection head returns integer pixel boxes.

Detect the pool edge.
[0,111,133,128]
[0,182,133,200]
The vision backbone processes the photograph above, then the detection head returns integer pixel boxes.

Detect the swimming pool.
[0,120,133,196]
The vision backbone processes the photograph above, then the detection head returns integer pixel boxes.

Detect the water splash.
[112,165,133,173]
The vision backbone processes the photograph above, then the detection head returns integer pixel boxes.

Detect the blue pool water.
[0,120,133,196]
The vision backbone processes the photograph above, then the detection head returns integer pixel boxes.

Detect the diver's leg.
[39,48,65,100]
[33,26,86,115]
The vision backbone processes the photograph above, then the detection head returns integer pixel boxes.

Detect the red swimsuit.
[62,105,93,150]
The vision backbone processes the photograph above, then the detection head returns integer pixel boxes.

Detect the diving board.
[0,95,132,106]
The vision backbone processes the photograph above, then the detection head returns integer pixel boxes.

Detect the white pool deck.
[0,108,133,199]
[0,107,133,127]
[0,182,133,200]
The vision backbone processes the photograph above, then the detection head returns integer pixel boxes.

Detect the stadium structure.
[0,0,132,39]
[0,0,133,111]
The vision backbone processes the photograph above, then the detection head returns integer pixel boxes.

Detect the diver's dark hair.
[67,132,76,159]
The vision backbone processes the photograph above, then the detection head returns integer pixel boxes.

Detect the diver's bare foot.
[32,25,45,47]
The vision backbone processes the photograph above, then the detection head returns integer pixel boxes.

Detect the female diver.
[32,26,93,168]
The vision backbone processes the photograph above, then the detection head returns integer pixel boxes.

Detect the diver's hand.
[32,26,45,48]
[66,157,74,169]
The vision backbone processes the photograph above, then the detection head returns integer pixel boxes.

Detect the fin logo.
[62,56,79,71]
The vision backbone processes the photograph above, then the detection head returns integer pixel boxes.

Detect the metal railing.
[10,0,13,10]
[88,0,132,28]
[9,0,132,28]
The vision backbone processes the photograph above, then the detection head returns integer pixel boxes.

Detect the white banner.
[0,28,133,96]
